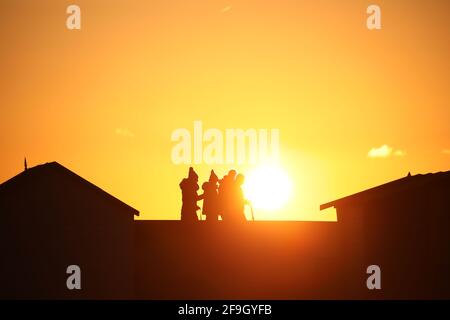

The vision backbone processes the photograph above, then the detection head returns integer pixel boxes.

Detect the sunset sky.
[1,0,449,220]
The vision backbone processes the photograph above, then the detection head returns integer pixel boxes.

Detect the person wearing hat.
[201,170,220,221]
[179,167,202,221]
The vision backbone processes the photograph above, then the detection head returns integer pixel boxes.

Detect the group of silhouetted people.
[179,167,250,222]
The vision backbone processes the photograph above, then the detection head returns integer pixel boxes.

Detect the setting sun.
[243,165,293,211]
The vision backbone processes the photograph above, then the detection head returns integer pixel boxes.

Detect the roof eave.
[320,202,336,211]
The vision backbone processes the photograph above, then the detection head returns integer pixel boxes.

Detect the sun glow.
[243,165,293,211]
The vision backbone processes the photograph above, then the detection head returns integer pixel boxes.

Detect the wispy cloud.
[368,144,405,158]
[221,5,232,13]
[115,128,135,138]
[393,149,406,157]
[368,144,392,158]
[442,149,450,155]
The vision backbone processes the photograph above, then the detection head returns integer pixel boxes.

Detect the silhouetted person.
[218,169,237,221]
[179,167,202,221]
[229,173,248,222]
[201,170,220,221]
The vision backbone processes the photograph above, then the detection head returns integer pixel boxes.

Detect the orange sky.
[1,0,449,220]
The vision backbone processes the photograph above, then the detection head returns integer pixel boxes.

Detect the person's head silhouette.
[228,169,237,180]
[209,170,219,184]
[188,167,199,182]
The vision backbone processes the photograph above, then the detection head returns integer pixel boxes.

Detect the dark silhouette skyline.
[0,161,449,299]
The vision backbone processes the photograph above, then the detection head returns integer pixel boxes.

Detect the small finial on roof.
[24,157,28,171]
[407,171,411,177]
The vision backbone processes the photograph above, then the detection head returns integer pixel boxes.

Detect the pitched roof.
[0,161,139,216]
[320,170,450,211]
